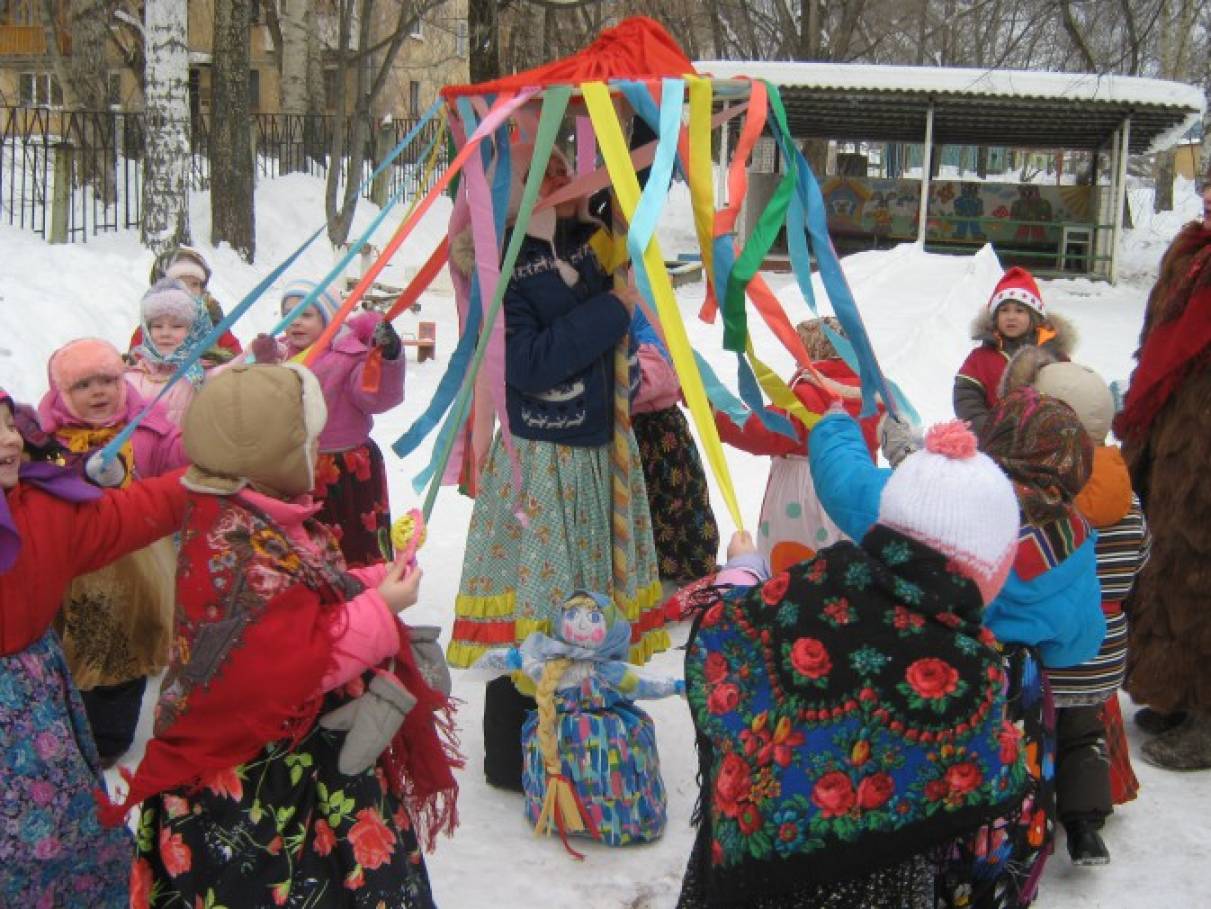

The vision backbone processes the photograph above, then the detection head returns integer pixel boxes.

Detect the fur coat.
[1121,220,1211,713]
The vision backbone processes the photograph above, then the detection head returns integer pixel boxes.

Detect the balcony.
[0,25,71,57]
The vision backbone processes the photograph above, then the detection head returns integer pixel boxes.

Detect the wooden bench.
[345,277,422,313]
[400,321,436,362]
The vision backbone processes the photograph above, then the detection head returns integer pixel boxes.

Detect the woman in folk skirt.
[631,306,720,586]
[268,280,405,567]
[448,146,668,791]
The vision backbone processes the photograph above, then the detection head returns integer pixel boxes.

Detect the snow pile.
[1,170,1208,908]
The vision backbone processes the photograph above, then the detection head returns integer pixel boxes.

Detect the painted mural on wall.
[820,178,1095,247]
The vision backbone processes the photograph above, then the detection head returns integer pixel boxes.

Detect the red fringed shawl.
[1115,223,1211,442]
[97,494,460,849]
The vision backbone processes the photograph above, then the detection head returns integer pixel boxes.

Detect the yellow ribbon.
[582,81,744,531]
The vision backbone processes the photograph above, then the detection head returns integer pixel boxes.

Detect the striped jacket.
[1049,493,1150,706]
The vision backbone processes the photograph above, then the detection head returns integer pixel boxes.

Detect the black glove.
[373,320,402,360]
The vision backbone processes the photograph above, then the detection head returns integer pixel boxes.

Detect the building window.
[107,71,122,109]
[19,71,62,108]
[249,0,261,23]
[249,68,261,111]
[409,81,420,117]
[323,67,339,110]
[455,21,467,57]
[409,15,423,39]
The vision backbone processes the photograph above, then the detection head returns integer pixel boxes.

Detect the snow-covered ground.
[2,171,1208,907]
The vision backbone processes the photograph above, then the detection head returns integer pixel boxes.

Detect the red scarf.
[1115,228,1211,442]
[97,494,460,850]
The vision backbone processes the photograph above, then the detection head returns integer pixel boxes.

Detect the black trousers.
[483,675,537,792]
[80,676,147,763]
[1055,704,1112,827]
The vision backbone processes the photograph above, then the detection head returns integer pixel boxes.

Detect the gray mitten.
[84,451,128,488]
[879,414,924,468]
[319,672,417,776]
[409,625,451,696]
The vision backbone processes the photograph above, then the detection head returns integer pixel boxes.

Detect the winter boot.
[1140,710,1211,772]
[1134,707,1187,736]
[1065,820,1110,866]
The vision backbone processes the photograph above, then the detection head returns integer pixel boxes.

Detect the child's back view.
[954,267,1074,436]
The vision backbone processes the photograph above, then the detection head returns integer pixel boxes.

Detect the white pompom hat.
[877,420,1020,605]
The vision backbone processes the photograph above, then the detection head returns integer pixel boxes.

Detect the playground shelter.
[700,60,1205,282]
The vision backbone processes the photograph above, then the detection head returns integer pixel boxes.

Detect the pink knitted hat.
[877,421,1020,605]
[48,338,125,393]
[45,338,129,425]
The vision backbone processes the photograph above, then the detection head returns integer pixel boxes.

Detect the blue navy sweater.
[503,220,631,447]
[809,412,1104,669]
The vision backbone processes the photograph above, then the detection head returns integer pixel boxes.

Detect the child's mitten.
[879,414,924,468]
[319,671,417,776]
[373,320,403,361]
[250,333,283,365]
[408,625,451,696]
[84,451,128,488]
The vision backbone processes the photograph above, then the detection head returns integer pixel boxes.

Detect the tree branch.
[1060,0,1099,71]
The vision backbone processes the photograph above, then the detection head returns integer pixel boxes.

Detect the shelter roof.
[697,61,1204,154]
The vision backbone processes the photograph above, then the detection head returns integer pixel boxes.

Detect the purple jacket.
[286,312,406,452]
[38,381,187,479]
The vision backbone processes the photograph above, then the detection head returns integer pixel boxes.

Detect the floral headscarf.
[979,386,1093,524]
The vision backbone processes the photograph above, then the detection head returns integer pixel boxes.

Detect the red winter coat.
[715,359,882,459]
[0,472,187,656]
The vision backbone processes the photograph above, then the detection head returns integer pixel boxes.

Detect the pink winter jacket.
[237,489,399,693]
[38,381,187,479]
[284,312,406,452]
[633,342,681,414]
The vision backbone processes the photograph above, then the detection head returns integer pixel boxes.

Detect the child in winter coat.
[0,386,188,909]
[133,246,243,356]
[632,307,720,585]
[105,363,456,908]
[953,267,1074,436]
[266,279,405,567]
[449,145,667,793]
[480,589,681,852]
[715,316,882,572]
[678,421,1028,909]
[38,338,188,764]
[1000,350,1150,866]
[127,278,234,426]
[809,391,1101,907]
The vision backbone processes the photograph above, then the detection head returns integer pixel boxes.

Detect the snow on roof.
[697,60,1205,154]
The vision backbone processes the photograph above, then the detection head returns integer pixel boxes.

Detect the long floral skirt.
[133,722,435,908]
[449,433,667,670]
[633,406,720,585]
[313,439,393,568]
[0,631,132,908]
[522,682,667,847]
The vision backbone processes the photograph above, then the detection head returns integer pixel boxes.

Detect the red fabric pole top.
[441,16,698,98]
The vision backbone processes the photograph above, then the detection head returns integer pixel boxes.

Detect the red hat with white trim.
[988,266,1044,317]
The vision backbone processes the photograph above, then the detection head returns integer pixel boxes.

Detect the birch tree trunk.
[280,0,310,172]
[141,0,191,256]
[211,0,256,261]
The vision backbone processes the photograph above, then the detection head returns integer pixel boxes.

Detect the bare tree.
[212,0,256,260]
[141,0,191,256]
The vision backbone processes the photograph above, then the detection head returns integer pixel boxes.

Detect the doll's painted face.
[560,595,608,648]
[148,316,190,357]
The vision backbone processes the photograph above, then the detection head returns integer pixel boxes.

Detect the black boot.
[1065,820,1110,866]
[1134,707,1187,735]
[483,676,536,792]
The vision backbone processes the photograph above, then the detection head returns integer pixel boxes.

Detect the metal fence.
[0,107,447,243]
